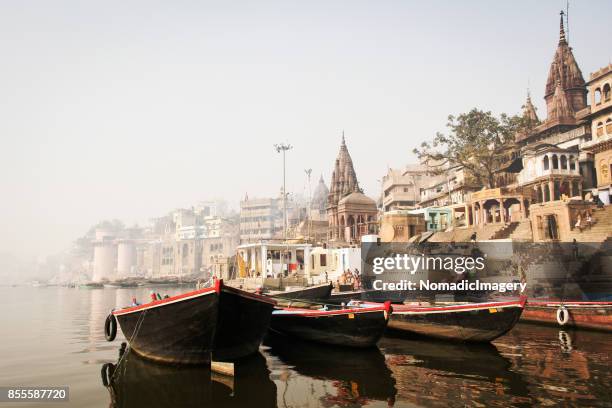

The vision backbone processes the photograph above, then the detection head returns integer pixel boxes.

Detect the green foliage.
[413,108,522,188]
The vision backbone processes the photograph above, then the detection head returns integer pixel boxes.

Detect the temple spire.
[559,10,567,44]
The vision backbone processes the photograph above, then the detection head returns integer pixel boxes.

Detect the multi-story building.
[239,196,282,243]
[381,165,428,211]
[581,64,612,204]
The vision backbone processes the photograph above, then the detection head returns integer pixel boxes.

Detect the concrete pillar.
[549,180,555,202]
[261,245,267,277]
[480,201,486,225]
[499,199,505,223]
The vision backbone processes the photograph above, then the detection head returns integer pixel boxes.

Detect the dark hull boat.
[269,301,391,347]
[213,285,276,361]
[386,298,526,342]
[109,279,275,364]
[268,282,333,301]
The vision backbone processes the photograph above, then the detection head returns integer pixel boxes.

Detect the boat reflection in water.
[496,324,612,407]
[102,345,276,408]
[264,333,397,407]
[379,335,533,407]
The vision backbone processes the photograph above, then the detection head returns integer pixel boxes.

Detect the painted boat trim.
[273,304,388,317]
[388,298,525,315]
[113,286,218,316]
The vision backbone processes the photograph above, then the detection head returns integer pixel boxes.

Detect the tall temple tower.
[328,132,360,207]
[544,11,587,119]
[327,133,377,243]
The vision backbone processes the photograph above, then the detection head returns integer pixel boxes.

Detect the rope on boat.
[109,309,148,382]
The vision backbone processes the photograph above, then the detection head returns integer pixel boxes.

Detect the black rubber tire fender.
[104,314,117,342]
[101,363,115,387]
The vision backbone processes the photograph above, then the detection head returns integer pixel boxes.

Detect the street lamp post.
[305,168,312,242]
[275,143,292,278]
[274,143,293,241]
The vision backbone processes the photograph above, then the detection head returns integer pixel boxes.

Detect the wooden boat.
[267,282,333,301]
[521,300,612,332]
[269,301,391,347]
[213,284,276,362]
[385,297,526,342]
[108,279,276,364]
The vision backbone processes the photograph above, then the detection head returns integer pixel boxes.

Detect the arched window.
[560,155,567,169]
[594,88,602,105]
[552,154,559,169]
[597,122,604,137]
[606,118,612,135]
[604,83,611,102]
[569,155,576,170]
[543,155,550,170]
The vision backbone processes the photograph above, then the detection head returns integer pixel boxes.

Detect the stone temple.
[326,134,377,244]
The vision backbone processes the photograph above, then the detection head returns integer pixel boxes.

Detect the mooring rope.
[110,309,148,381]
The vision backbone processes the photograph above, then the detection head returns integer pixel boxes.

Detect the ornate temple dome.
[311,175,329,210]
[338,191,376,207]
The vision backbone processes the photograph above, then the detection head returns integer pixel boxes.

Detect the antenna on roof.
[566,0,570,44]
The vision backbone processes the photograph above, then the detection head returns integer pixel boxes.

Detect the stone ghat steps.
[566,205,612,242]
[428,224,504,243]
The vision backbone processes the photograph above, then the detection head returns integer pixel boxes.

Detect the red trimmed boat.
[521,300,612,332]
[269,301,392,347]
[385,297,526,342]
[213,284,277,361]
[106,279,276,364]
[267,282,333,301]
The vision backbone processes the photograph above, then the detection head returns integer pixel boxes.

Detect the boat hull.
[388,299,525,342]
[213,286,276,361]
[270,305,390,347]
[521,301,612,332]
[269,283,333,301]
[113,288,219,364]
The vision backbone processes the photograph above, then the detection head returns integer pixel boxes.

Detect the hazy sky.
[1,0,611,259]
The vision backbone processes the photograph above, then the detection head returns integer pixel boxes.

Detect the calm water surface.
[0,286,610,407]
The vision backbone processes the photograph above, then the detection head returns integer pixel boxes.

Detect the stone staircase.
[428,224,505,243]
[566,205,612,243]
[491,222,519,240]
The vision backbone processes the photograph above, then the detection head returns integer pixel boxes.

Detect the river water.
[0,286,610,407]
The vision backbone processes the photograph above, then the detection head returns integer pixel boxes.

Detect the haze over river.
[0,286,610,407]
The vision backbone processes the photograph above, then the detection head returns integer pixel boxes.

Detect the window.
[561,155,567,169]
[543,156,550,170]
[604,83,611,102]
[594,88,602,105]
[597,122,604,137]
[552,154,559,169]
[569,155,576,170]
[320,254,327,267]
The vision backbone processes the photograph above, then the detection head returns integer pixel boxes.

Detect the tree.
[413,108,522,189]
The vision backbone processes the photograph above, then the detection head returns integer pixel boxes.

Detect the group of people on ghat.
[332,268,361,290]
[574,209,595,232]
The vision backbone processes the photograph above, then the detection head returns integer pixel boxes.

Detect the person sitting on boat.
[470,232,477,243]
